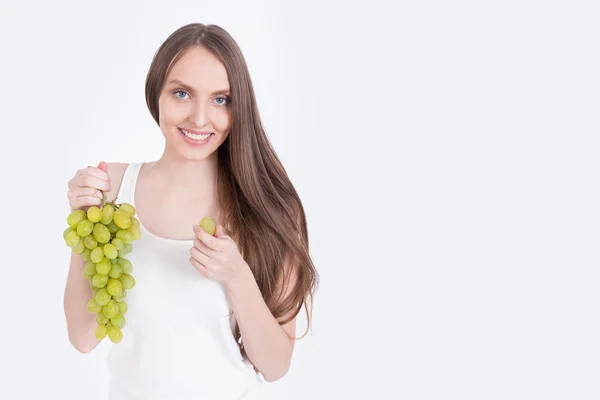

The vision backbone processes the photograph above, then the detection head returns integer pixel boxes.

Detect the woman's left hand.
[189,224,251,289]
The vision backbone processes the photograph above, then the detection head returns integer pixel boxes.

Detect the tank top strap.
[115,162,143,205]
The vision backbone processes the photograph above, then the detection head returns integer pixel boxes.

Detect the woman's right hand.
[67,162,111,211]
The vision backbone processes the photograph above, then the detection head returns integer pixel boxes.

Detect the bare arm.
[64,252,100,353]
[225,265,298,382]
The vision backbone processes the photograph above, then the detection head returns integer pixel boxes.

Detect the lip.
[179,127,213,135]
[179,128,213,146]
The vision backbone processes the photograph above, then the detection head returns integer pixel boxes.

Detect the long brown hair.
[144,23,318,349]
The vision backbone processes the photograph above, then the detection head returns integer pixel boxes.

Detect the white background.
[0,0,599,399]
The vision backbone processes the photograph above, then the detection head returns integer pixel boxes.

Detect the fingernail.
[193,225,198,232]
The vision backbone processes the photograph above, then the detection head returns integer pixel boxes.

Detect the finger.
[67,189,102,208]
[78,166,111,183]
[75,187,104,199]
[97,162,108,173]
[190,246,213,266]
[70,196,102,210]
[77,174,112,192]
[76,195,103,207]
[68,185,97,201]
[189,256,210,278]
[215,226,233,242]
[195,225,223,252]
[193,237,218,258]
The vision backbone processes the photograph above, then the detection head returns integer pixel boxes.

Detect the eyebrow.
[166,79,230,95]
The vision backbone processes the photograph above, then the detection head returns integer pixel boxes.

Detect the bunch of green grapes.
[63,199,141,344]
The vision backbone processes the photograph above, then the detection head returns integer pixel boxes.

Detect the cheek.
[159,97,187,125]
[213,109,232,132]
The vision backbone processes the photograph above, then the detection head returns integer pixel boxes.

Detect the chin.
[183,150,215,161]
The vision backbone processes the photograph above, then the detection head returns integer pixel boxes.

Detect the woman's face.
[158,46,232,161]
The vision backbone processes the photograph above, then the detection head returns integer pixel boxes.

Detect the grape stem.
[99,190,119,209]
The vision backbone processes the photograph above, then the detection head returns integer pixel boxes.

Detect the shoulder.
[104,162,130,203]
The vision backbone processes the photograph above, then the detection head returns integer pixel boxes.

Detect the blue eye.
[174,90,189,100]
[214,96,230,106]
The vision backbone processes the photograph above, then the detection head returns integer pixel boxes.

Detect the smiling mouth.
[179,128,214,141]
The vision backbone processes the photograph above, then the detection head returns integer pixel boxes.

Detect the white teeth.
[181,129,211,141]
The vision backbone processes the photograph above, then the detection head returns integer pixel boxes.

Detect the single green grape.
[93,223,111,244]
[83,235,98,250]
[87,206,102,223]
[114,210,131,229]
[103,243,118,259]
[107,326,123,343]
[67,210,87,229]
[76,219,94,237]
[130,217,140,228]
[95,324,108,340]
[121,259,133,274]
[119,274,136,290]
[96,312,109,325]
[113,290,127,303]
[128,225,141,241]
[90,247,104,263]
[101,204,114,225]
[102,299,119,319]
[106,278,123,297]
[96,257,111,275]
[109,263,123,279]
[118,302,128,315]
[119,203,136,218]
[94,288,111,306]
[92,274,109,288]
[84,261,96,275]
[72,240,86,254]
[82,269,93,280]
[87,298,102,313]
[111,238,124,251]
[111,314,126,329]
[63,227,73,240]
[81,248,92,261]
[107,220,120,234]
[117,244,132,257]
[116,230,134,245]
[65,231,81,248]
[199,216,216,235]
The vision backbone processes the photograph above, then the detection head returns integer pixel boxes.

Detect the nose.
[190,102,208,128]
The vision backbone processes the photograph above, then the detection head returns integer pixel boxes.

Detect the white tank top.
[106,162,265,400]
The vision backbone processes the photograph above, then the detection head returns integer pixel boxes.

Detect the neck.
[150,152,219,201]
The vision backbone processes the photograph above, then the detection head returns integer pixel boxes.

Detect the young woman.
[63,23,318,399]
